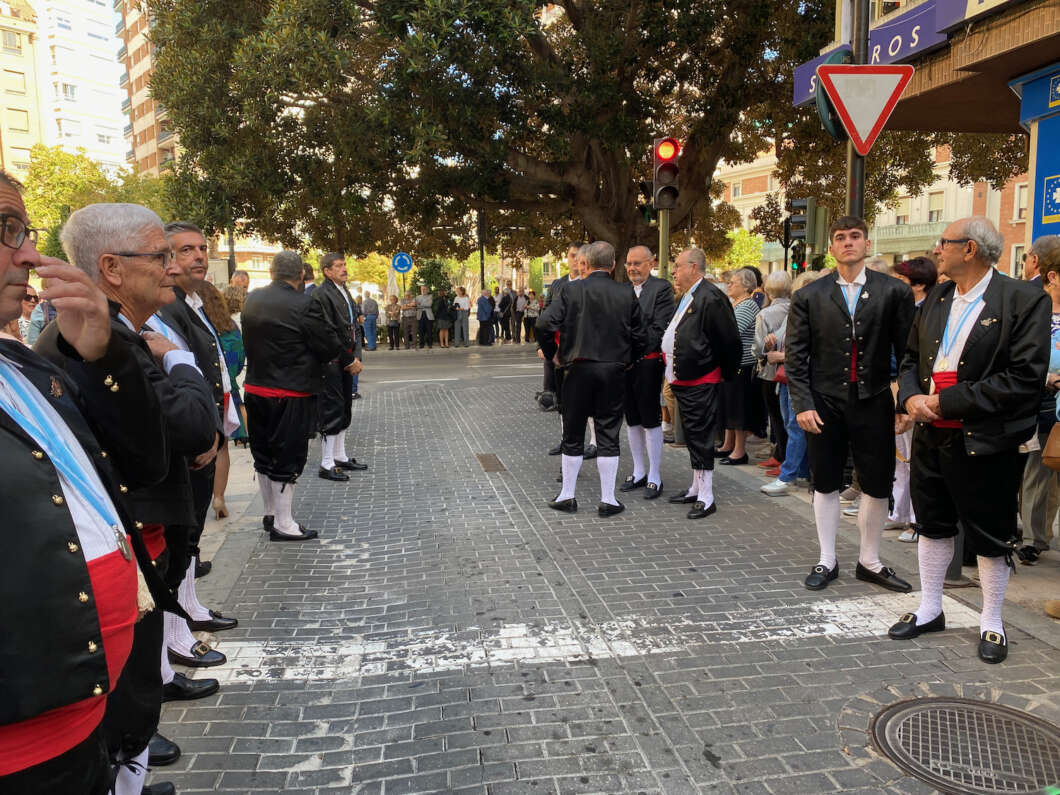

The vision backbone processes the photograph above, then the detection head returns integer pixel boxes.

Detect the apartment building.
[34,0,126,171]
[0,1,43,177]
[116,0,174,176]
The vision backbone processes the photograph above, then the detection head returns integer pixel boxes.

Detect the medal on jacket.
[936,295,984,373]
[112,525,132,560]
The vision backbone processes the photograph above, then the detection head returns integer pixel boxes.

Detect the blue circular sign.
[391,252,413,273]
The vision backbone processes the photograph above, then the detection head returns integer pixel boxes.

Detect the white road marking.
[194,594,981,683]
[376,378,459,384]
[492,374,541,378]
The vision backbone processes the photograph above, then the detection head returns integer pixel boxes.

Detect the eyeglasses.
[935,237,970,249]
[22,293,38,302]
[0,214,40,250]
[112,250,175,267]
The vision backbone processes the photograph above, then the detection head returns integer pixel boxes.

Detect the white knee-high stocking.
[259,474,275,516]
[320,434,336,470]
[645,426,664,486]
[977,555,1010,639]
[557,454,582,502]
[857,494,889,573]
[813,490,841,569]
[272,481,299,536]
[696,469,714,506]
[914,536,953,624]
[179,557,212,622]
[598,456,620,506]
[112,747,149,795]
[626,425,646,481]
[165,609,198,656]
[334,432,349,463]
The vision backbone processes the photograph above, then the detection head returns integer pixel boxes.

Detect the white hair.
[962,216,1003,265]
[763,270,791,298]
[60,203,164,281]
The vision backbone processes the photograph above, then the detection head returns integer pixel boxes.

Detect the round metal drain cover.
[871,697,1060,794]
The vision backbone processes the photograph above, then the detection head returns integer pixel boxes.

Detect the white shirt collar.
[184,291,203,310]
[953,267,993,303]
[836,266,867,287]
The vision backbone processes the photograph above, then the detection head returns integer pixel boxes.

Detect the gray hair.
[271,250,304,281]
[577,244,592,260]
[60,203,164,281]
[961,216,1003,265]
[682,248,706,272]
[866,257,890,273]
[763,270,792,299]
[586,241,615,270]
[163,220,203,239]
[732,268,757,292]
[1031,235,1060,266]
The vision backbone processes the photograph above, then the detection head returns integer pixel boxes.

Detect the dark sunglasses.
[23,293,39,302]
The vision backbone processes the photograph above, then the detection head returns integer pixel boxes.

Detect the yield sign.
[815,65,914,157]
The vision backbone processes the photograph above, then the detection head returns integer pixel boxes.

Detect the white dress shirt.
[933,268,993,373]
[836,265,867,315]
[661,278,702,384]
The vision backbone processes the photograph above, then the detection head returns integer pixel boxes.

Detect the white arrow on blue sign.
[391,252,413,273]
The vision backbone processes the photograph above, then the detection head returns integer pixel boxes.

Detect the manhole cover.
[871,697,1060,794]
[475,453,506,472]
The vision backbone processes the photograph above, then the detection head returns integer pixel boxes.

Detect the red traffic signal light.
[655,138,680,161]
[653,137,681,210]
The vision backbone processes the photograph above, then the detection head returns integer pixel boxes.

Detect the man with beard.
[620,245,674,500]
[37,203,219,795]
[310,252,366,481]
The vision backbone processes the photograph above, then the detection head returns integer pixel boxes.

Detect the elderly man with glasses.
[888,217,1050,664]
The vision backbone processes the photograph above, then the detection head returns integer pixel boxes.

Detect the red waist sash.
[671,366,722,387]
[930,371,961,428]
[245,384,312,399]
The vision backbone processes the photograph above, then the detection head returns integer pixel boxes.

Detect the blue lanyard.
[341,289,354,325]
[842,283,862,316]
[940,295,984,359]
[0,358,127,551]
[677,280,700,317]
[151,313,178,342]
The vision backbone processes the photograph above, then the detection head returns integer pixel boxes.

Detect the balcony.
[158,128,174,144]
[116,44,127,60]
[870,220,947,254]
[121,96,131,112]
[115,18,125,34]
[118,72,129,88]
[159,157,175,173]
[123,123,133,137]
[126,149,135,163]
[155,104,168,120]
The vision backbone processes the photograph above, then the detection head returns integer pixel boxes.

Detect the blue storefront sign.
[935,0,1025,32]
[1010,63,1060,242]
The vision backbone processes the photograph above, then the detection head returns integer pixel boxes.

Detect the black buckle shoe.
[270,525,319,542]
[548,497,578,513]
[188,609,239,633]
[168,641,226,668]
[804,563,838,590]
[687,501,716,520]
[147,733,181,767]
[598,500,625,517]
[978,630,1008,664]
[619,475,647,493]
[855,563,912,593]
[888,611,945,640]
[318,466,350,481]
[162,672,220,702]
[643,481,663,500]
[668,492,697,505]
[334,458,368,471]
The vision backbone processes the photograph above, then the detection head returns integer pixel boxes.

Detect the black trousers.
[760,378,786,462]
[624,357,665,429]
[561,361,624,457]
[511,311,524,342]
[805,383,895,497]
[0,726,112,795]
[387,324,400,349]
[911,425,1022,557]
[318,362,353,436]
[524,316,535,342]
[499,314,512,340]
[246,393,316,482]
[672,381,720,471]
[187,462,214,556]
[418,315,433,347]
[102,550,166,762]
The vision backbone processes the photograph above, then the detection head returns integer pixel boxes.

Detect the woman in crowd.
[385,294,402,350]
[752,271,792,476]
[434,287,453,348]
[716,268,761,465]
[524,289,539,343]
[452,286,471,347]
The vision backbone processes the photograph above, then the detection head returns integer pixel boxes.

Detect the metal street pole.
[846,0,870,218]
[476,208,486,290]
[658,208,671,281]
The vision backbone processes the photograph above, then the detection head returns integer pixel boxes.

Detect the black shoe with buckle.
[318,466,350,481]
[888,611,945,640]
[270,525,319,542]
[1016,545,1041,565]
[334,458,368,471]
[162,672,220,702]
[643,481,663,500]
[804,563,838,590]
[668,492,697,505]
[619,475,647,492]
[549,497,578,513]
[188,609,239,633]
[168,641,226,668]
[855,563,912,593]
[687,501,716,520]
[598,500,625,517]
[978,630,1007,663]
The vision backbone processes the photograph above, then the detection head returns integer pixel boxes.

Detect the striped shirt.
[733,299,760,367]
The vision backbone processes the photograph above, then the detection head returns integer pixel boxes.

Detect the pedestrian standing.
[786,215,915,593]
[524,289,539,343]
[716,268,761,465]
[385,295,401,350]
[434,288,453,348]
[889,217,1050,664]
[400,291,417,349]
[752,271,792,474]
[512,288,527,343]
[416,285,434,349]
[476,289,493,345]
[362,292,379,350]
[453,286,471,347]
[498,285,513,343]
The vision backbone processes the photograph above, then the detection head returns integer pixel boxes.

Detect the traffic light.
[791,241,806,272]
[788,197,818,248]
[653,137,680,210]
[638,180,658,226]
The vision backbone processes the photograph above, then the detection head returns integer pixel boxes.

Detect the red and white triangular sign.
[815,65,914,156]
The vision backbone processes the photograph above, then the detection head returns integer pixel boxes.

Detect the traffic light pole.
[845,0,870,218]
[476,208,486,290]
[658,208,671,280]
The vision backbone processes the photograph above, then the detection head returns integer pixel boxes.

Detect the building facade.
[0,1,43,177]
[116,0,174,176]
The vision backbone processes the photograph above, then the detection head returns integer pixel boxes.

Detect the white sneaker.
[842,501,859,517]
[883,520,909,531]
[760,478,793,496]
[898,529,919,543]
[840,487,860,504]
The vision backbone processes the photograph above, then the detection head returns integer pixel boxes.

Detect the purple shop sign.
[935,0,1025,32]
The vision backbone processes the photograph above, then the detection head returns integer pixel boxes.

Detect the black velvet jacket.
[636,275,676,356]
[310,278,362,369]
[156,286,225,429]
[669,278,741,383]
[537,270,647,366]
[898,270,1050,455]
[786,267,914,415]
[0,334,166,726]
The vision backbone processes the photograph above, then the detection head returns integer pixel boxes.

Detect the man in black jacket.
[537,241,646,516]
[786,215,915,593]
[37,202,221,795]
[0,176,167,794]
[662,248,741,519]
[888,217,1049,664]
[310,253,365,482]
[243,251,342,541]
[620,245,674,500]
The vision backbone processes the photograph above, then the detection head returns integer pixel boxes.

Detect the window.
[10,146,30,172]
[97,133,114,145]
[57,118,82,138]
[4,70,25,95]
[2,30,21,54]
[1015,184,1029,221]
[1013,245,1025,278]
[895,197,910,225]
[62,83,77,102]
[56,16,72,31]
[7,108,29,132]
[768,174,778,192]
[928,192,944,223]
[731,183,742,199]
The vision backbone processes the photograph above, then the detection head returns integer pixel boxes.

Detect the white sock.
[977,555,1010,639]
[626,425,646,480]
[588,418,597,448]
[914,536,953,624]
[179,557,212,622]
[334,432,348,463]
[273,481,300,536]
[813,490,841,569]
[321,435,336,470]
[598,455,620,506]
[696,469,713,505]
[857,495,889,573]
[662,420,673,433]
[113,747,149,795]
[557,454,582,501]
[259,474,274,516]
[645,426,664,485]
[685,471,700,499]
[165,609,198,656]
[160,638,176,685]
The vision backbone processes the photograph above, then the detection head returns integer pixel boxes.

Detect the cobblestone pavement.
[160,345,1060,794]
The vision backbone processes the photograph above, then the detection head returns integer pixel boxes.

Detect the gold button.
[88,641,98,653]
[215,382,221,388]
[93,684,103,696]
[68,541,79,553]
[119,485,128,494]
[52,494,64,506]
[135,521,143,530]
[31,450,43,459]
[104,376,113,386]
[110,384,119,393]
[100,450,108,458]
[78,591,89,603]
[151,559,157,567]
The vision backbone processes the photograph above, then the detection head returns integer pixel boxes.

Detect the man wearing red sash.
[889,217,1049,663]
